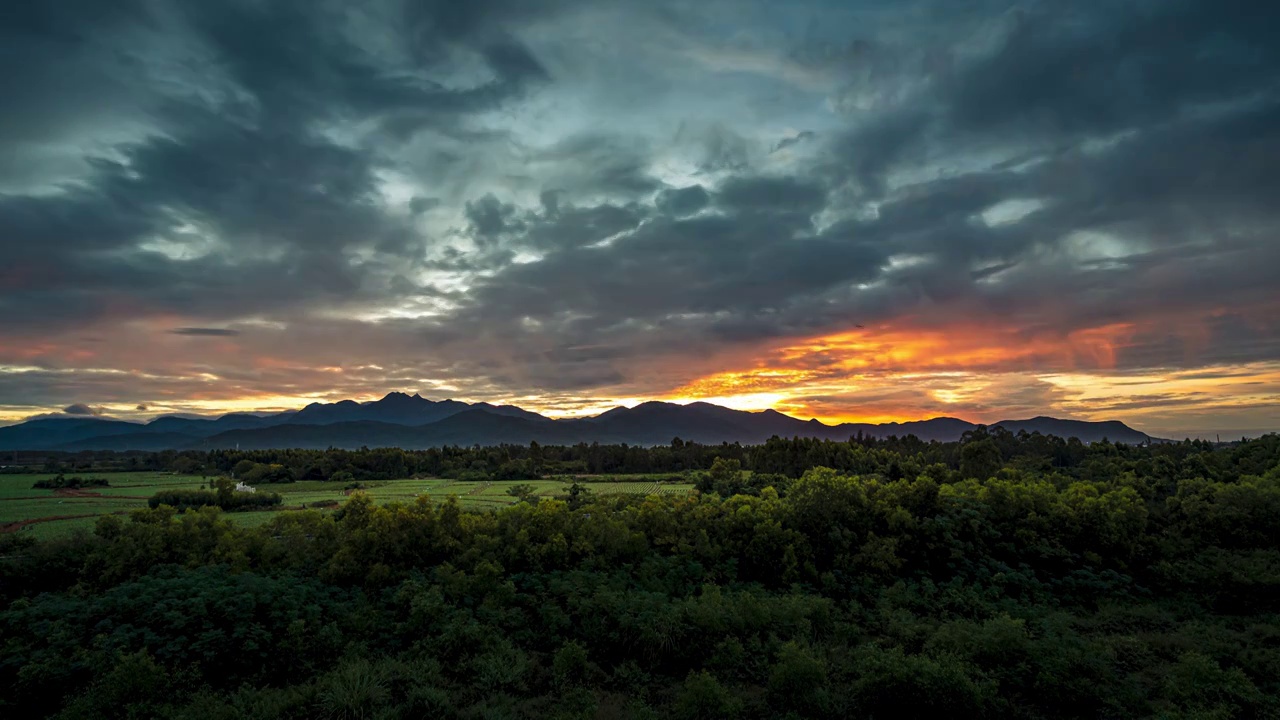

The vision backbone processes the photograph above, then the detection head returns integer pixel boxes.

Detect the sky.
[1,0,1278,439]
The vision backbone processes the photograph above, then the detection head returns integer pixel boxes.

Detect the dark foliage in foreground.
[1,434,1278,718]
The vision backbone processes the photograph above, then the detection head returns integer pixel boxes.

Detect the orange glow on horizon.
[657,321,1143,422]
[1,315,1276,438]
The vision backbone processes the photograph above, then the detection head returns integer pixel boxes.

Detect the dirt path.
[54,487,104,498]
[3,493,152,501]
[0,509,104,532]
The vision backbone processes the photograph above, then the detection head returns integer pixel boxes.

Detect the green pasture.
[0,472,696,538]
[22,515,104,540]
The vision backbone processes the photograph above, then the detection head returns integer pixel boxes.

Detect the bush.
[33,474,110,490]
[317,658,389,720]
[768,643,828,714]
[493,459,540,480]
[148,478,282,512]
[847,646,996,719]
[553,642,590,689]
[241,463,295,484]
[507,484,538,503]
[674,671,741,720]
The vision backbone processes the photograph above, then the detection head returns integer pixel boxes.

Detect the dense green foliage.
[147,478,282,512]
[2,433,1278,718]
[7,424,1256,485]
[30,475,110,490]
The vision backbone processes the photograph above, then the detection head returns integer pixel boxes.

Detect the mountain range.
[0,392,1157,451]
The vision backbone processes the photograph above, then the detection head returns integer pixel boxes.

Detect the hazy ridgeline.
[1,432,1278,718]
[0,425,1203,483]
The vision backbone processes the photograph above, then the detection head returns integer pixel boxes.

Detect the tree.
[553,641,589,689]
[674,671,740,720]
[507,484,537,503]
[768,642,829,714]
[565,482,591,510]
[961,437,1001,480]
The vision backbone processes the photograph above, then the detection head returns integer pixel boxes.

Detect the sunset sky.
[2,0,1278,439]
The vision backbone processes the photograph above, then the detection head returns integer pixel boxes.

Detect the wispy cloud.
[168,328,242,337]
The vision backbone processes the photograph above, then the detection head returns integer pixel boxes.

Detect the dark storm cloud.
[772,131,815,153]
[827,0,1280,191]
[2,0,1280,411]
[416,185,892,388]
[409,197,441,215]
[0,0,564,337]
[685,123,751,174]
[466,194,526,242]
[179,0,551,132]
[402,0,1280,393]
[62,403,102,416]
[716,176,827,216]
[0,1,152,169]
[945,1,1280,140]
[519,203,648,251]
[169,328,241,337]
[655,186,710,217]
[526,134,663,198]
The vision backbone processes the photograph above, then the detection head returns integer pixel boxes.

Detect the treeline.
[31,475,109,490]
[147,478,282,512]
[1,434,1278,717]
[17,428,1280,488]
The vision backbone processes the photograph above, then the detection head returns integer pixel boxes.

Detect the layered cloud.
[1,0,1277,438]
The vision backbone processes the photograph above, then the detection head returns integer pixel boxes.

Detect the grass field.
[0,472,694,539]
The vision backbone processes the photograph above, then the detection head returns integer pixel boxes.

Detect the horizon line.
[6,393,1274,440]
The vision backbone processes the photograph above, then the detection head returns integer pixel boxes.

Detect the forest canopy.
[1,432,1278,718]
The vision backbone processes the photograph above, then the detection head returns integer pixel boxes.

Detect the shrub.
[33,474,110,490]
[847,646,996,719]
[148,478,282,512]
[674,671,741,720]
[553,641,590,689]
[507,484,538,503]
[768,643,829,714]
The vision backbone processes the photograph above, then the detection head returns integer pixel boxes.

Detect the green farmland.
[0,471,695,538]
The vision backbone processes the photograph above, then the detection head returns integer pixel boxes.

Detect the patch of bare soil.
[0,510,132,533]
[53,487,104,498]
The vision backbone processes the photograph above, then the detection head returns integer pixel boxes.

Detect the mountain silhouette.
[285,392,546,426]
[0,396,1156,451]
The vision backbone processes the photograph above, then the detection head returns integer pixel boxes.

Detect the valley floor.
[0,472,695,539]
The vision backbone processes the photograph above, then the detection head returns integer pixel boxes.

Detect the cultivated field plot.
[22,515,102,540]
[0,472,696,539]
[583,481,696,496]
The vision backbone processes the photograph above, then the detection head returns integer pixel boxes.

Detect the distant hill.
[142,413,288,437]
[0,393,1156,451]
[0,417,144,449]
[992,416,1149,443]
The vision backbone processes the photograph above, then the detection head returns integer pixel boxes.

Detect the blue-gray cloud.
[1,0,1278,413]
[169,328,241,337]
